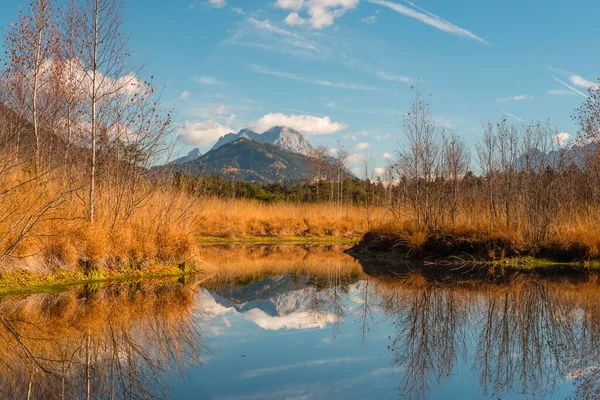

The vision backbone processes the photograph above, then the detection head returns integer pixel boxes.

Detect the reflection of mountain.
[213,275,312,316]
[201,275,341,330]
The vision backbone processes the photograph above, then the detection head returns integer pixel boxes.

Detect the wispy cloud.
[247,18,318,51]
[552,75,588,98]
[179,90,191,100]
[496,94,534,103]
[250,64,379,91]
[545,66,597,97]
[546,89,578,96]
[502,110,524,122]
[242,357,368,379]
[368,0,489,44]
[193,75,219,85]
[376,71,413,84]
[361,15,378,24]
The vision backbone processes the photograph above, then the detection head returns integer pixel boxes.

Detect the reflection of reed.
[0,281,203,399]
[369,274,600,400]
[199,244,364,286]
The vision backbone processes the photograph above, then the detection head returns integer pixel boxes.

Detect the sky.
[0,0,598,174]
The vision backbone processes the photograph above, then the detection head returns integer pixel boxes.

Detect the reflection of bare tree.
[475,280,573,397]
[0,281,204,399]
[355,278,375,348]
[369,274,600,400]
[379,275,468,400]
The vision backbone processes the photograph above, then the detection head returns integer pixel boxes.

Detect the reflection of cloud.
[242,356,368,379]
[197,290,341,334]
[243,308,338,330]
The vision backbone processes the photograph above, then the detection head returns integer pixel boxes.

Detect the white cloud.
[230,7,244,14]
[347,154,367,164]
[368,0,489,44]
[285,12,307,26]
[375,134,390,140]
[496,94,534,103]
[249,113,347,135]
[355,142,371,150]
[179,120,232,146]
[250,64,378,91]
[179,90,191,100]
[25,59,146,104]
[382,152,392,159]
[374,167,385,176]
[571,75,596,89]
[376,71,412,84]
[208,0,226,7]
[278,0,359,29]
[361,15,377,24]
[226,114,236,125]
[554,132,570,146]
[275,0,305,11]
[193,75,219,85]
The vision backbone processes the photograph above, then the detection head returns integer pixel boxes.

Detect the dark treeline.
[172,170,391,204]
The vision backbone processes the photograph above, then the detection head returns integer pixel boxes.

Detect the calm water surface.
[1,245,597,399]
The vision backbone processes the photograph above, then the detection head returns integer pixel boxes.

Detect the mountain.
[212,126,314,156]
[170,148,201,165]
[514,142,598,170]
[178,137,321,184]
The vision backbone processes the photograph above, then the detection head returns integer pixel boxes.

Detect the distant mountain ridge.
[212,126,314,156]
[514,142,599,170]
[170,148,201,165]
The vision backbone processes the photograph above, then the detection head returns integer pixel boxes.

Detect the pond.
[0,244,596,399]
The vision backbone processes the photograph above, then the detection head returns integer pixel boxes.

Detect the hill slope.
[179,138,320,183]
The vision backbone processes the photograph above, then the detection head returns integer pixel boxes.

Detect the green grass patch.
[0,261,204,296]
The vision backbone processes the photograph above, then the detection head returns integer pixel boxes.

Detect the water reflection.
[3,245,600,399]
[0,280,203,399]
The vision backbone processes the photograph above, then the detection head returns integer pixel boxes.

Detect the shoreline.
[4,231,600,294]
[0,237,356,294]
[346,231,600,270]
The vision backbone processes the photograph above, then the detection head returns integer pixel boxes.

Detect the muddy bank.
[346,231,599,281]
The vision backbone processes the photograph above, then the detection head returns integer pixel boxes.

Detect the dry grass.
[194,197,390,238]
[369,201,600,260]
[0,161,391,277]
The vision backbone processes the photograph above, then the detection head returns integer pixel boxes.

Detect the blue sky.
[1,0,598,173]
